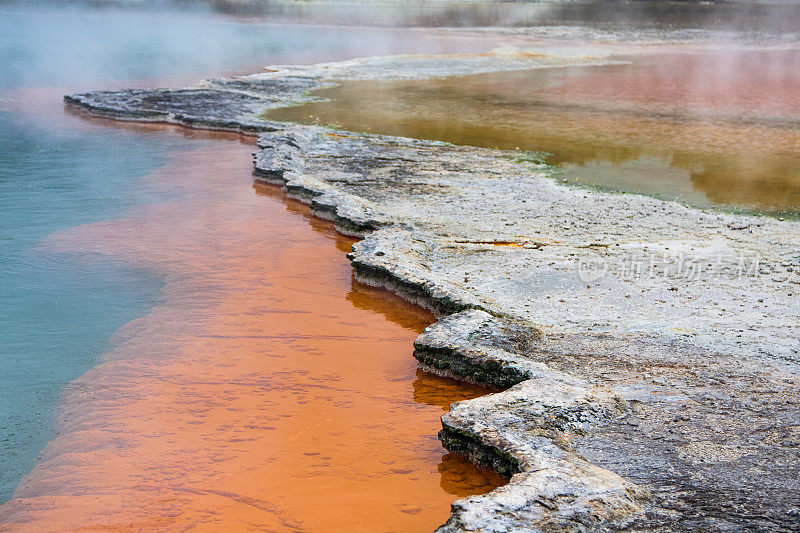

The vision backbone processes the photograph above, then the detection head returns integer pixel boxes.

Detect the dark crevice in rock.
[438,424,521,479]
[414,346,529,391]
[350,261,474,317]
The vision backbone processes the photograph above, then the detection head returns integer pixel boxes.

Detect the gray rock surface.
[65,51,800,531]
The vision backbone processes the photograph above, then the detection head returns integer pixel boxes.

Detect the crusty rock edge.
[65,90,650,532]
[253,137,650,530]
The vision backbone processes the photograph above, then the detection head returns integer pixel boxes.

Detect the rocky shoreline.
[66,50,800,531]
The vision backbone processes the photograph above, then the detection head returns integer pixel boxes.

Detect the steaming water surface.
[0,3,504,516]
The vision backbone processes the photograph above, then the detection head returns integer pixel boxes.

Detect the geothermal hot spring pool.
[0,5,508,530]
[1,2,799,531]
[268,48,800,217]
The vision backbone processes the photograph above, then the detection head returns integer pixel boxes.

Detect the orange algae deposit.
[0,127,504,531]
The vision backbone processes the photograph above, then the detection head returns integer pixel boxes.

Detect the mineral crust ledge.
[65,51,800,532]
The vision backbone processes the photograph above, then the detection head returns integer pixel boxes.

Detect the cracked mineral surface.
[65,47,800,532]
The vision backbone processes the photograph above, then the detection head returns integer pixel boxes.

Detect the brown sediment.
[0,128,504,531]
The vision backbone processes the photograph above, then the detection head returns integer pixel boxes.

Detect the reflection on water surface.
[268,49,800,215]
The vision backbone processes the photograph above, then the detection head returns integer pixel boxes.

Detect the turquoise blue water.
[0,108,174,500]
[0,4,457,503]
[0,87,188,501]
